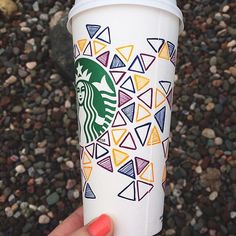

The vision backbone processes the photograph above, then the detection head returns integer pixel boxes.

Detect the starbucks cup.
[67,1,183,235]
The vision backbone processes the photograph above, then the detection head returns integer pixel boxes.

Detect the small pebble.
[26,61,37,70]
[202,128,216,139]
[222,5,230,13]
[209,191,218,201]
[4,75,17,86]
[195,166,202,174]
[15,164,26,174]
[32,1,39,12]
[230,212,236,219]
[227,40,236,48]
[66,161,74,169]
[38,215,50,224]
[214,137,223,146]
[5,207,13,218]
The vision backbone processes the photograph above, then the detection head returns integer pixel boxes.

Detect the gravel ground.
[0,0,236,236]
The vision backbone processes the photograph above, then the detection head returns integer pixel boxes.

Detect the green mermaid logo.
[74,58,117,144]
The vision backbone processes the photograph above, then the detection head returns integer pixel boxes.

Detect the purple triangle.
[167,89,173,109]
[96,51,110,67]
[170,50,177,66]
[167,41,175,57]
[118,90,132,107]
[97,156,113,172]
[135,157,149,175]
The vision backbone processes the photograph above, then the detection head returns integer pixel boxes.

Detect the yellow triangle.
[158,42,170,60]
[147,126,161,146]
[136,104,152,122]
[116,45,134,62]
[155,89,166,108]
[93,40,107,55]
[162,165,167,183]
[134,74,150,91]
[82,152,92,165]
[77,39,87,52]
[83,166,92,181]
[140,163,154,183]
[111,129,127,145]
[112,149,129,167]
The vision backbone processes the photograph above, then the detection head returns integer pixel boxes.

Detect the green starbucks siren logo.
[74,58,117,144]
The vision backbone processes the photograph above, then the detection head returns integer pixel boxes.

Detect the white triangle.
[98,131,110,146]
[97,27,110,43]
[155,89,166,108]
[111,72,125,84]
[137,105,151,122]
[113,112,126,127]
[118,181,135,201]
[121,77,135,93]
[141,54,155,70]
[138,89,152,108]
[130,58,143,72]
[162,138,169,158]
[135,124,150,145]
[148,39,164,52]
[96,144,108,159]
[120,133,136,149]
[137,181,153,200]
[86,144,94,158]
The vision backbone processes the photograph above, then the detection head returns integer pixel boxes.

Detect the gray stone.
[46,192,60,205]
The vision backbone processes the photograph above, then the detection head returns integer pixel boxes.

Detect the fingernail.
[88,214,112,236]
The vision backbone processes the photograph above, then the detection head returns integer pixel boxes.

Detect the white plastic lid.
[67,0,184,34]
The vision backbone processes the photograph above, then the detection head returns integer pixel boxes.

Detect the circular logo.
[74,58,117,144]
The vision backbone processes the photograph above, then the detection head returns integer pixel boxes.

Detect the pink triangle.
[110,71,126,85]
[119,132,137,150]
[112,111,127,128]
[96,51,110,67]
[97,156,113,172]
[97,131,111,146]
[140,53,156,71]
[135,157,150,175]
[118,90,132,107]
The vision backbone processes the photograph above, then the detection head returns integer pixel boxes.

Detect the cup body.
[71,4,181,236]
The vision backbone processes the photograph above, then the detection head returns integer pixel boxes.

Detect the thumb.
[70,214,113,236]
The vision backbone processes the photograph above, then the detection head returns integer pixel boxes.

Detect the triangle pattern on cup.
[147,38,165,53]
[136,104,151,122]
[95,144,109,159]
[159,42,170,60]
[85,143,95,158]
[167,89,173,109]
[83,42,93,56]
[167,41,175,57]
[111,128,127,145]
[155,88,166,108]
[140,53,156,71]
[135,122,151,146]
[96,51,110,67]
[86,24,101,39]
[73,44,80,59]
[140,163,154,183]
[120,76,135,93]
[96,27,111,44]
[137,180,154,201]
[112,111,127,128]
[128,55,144,74]
[97,156,113,172]
[147,126,161,145]
[118,90,132,107]
[110,71,126,85]
[82,152,92,165]
[83,166,92,181]
[116,45,134,62]
[162,138,169,158]
[79,146,84,160]
[171,49,177,66]
[134,74,150,91]
[119,132,137,150]
[77,39,87,52]
[135,157,149,175]
[118,181,136,201]
[121,102,135,123]
[118,160,135,179]
[85,183,96,199]
[93,40,107,55]
[138,88,153,109]
[112,149,129,167]
[154,106,166,133]
[97,131,111,146]
[159,81,171,95]
[110,55,126,69]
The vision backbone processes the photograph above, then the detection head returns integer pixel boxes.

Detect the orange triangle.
[155,89,166,108]
[93,40,107,55]
[136,104,152,122]
[116,45,134,62]
[162,165,167,183]
[140,163,154,183]
[111,129,127,145]
[82,152,92,165]
[83,166,92,181]
[77,39,87,52]
[134,74,150,91]
[158,42,170,60]
[112,149,129,167]
[147,126,161,146]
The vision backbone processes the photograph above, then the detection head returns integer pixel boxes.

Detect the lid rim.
[67,0,184,34]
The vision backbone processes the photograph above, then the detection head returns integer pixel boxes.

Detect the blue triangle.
[167,41,175,57]
[159,81,171,95]
[85,183,96,199]
[121,102,135,123]
[118,160,135,179]
[110,54,126,69]
[128,56,144,74]
[135,123,151,146]
[120,76,135,93]
[86,24,101,39]
[118,181,136,201]
[154,106,166,133]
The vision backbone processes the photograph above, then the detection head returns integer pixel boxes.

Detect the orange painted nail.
[88,214,112,236]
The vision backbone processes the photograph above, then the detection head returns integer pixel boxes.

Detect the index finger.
[49,206,84,236]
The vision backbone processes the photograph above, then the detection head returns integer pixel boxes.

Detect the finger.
[49,207,84,236]
[70,214,113,236]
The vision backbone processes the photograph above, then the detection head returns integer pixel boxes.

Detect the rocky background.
[0,0,236,235]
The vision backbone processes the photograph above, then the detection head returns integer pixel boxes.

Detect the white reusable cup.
[68,1,183,235]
